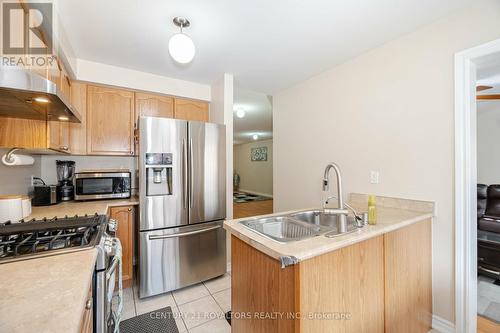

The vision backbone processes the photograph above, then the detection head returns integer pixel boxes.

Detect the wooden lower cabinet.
[109,205,135,288]
[79,286,93,333]
[231,219,432,333]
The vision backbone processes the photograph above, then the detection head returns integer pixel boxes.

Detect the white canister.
[21,196,32,219]
[0,195,23,223]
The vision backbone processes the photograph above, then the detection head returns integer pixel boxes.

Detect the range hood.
[0,67,81,123]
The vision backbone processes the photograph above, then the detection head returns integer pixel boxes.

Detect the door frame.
[455,38,500,333]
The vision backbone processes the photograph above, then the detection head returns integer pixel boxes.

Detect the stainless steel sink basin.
[239,216,330,243]
[290,210,359,237]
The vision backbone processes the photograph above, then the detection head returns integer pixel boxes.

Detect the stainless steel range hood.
[0,67,81,123]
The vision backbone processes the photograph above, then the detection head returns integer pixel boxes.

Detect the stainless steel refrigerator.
[138,116,226,298]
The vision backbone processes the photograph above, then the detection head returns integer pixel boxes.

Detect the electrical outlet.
[30,175,35,186]
[370,171,380,184]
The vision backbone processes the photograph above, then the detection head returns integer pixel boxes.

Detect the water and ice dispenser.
[145,153,173,196]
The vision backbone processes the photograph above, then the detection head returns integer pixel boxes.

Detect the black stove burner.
[0,214,106,261]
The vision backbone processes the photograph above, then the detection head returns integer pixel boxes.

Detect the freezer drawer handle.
[148,225,221,240]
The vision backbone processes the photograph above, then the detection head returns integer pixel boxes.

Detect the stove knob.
[108,219,118,233]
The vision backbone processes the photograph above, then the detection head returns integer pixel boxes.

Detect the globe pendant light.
[169,17,195,64]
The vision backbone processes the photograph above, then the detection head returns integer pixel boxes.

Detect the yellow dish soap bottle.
[368,195,377,225]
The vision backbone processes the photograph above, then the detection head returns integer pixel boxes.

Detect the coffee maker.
[56,160,75,201]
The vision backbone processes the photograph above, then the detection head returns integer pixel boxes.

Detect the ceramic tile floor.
[119,271,231,333]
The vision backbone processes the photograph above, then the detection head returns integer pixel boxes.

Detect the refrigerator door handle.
[148,225,221,240]
[189,138,194,208]
[182,138,188,209]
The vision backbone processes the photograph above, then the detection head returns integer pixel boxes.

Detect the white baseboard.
[237,188,273,198]
[432,315,455,333]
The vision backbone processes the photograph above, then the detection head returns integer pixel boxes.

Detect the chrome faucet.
[322,162,349,233]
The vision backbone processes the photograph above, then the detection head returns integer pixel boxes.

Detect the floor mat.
[120,306,179,333]
[233,192,271,203]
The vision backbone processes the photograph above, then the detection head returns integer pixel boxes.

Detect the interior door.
[139,117,188,231]
[188,121,226,224]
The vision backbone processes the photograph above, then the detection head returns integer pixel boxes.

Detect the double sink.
[239,210,360,243]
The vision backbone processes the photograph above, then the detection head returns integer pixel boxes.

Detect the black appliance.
[32,184,58,206]
[74,171,131,201]
[56,160,75,201]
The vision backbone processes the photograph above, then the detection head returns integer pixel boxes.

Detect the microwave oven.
[74,171,131,201]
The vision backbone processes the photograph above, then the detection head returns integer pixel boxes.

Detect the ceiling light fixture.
[252,134,259,140]
[168,17,195,64]
[236,107,246,118]
[58,116,69,121]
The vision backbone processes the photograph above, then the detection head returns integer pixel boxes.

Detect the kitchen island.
[224,193,434,333]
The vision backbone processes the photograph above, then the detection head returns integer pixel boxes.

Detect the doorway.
[232,87,273,219]
[455,39,500,333]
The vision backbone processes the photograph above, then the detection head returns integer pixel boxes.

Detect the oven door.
[75,172,131,201]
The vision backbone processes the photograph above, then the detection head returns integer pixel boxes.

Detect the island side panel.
[384,219,432,333]
[298,235,385,333]
[231,236,299,333]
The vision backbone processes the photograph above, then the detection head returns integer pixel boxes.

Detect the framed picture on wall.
[251,147,268,161]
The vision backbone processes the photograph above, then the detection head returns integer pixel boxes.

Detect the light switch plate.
[370,171,380,184]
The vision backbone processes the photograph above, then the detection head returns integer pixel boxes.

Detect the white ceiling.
[57,0,473,94]
[233,88,272,145]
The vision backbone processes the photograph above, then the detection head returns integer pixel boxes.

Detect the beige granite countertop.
[224,193,434,265]
[0,249,97,333]
[26,197,139,220]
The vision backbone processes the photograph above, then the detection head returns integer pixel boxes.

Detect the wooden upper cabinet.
[47,119,70,153]
[135,92,174,123]
[87,85,135,155]
[69,82,88,155]
[174,98,209,122]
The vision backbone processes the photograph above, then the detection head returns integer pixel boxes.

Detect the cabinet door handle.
[127,208,132,212]
[85,298,92,310]
[130,151,134,155]
[60,146,68,151]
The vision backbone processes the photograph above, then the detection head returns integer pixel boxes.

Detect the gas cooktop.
[0,214,107,263]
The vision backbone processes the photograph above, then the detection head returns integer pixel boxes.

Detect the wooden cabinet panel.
[174,98,209,122]
[384,219,432,333]
[47,120,70,153]
[110,206,135,288]
[60,68,72,101]
[87,85,135,155]
[232,236,297,333]
[0,118,46,148]
[135,92,174,121]
[69,82,87,155]
[79,286,93,333]
[299,235,385,333]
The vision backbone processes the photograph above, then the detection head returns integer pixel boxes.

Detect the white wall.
[75,59,211,101]
[210,73,234,265]
[0,150,41,195]
[234,139,273,196]
[273,0,500,324]
[478,101,500,185]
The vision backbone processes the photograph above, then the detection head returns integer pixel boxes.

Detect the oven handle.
[106,256,120,282]
[148,225,221,240]
[479,265,500,276]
